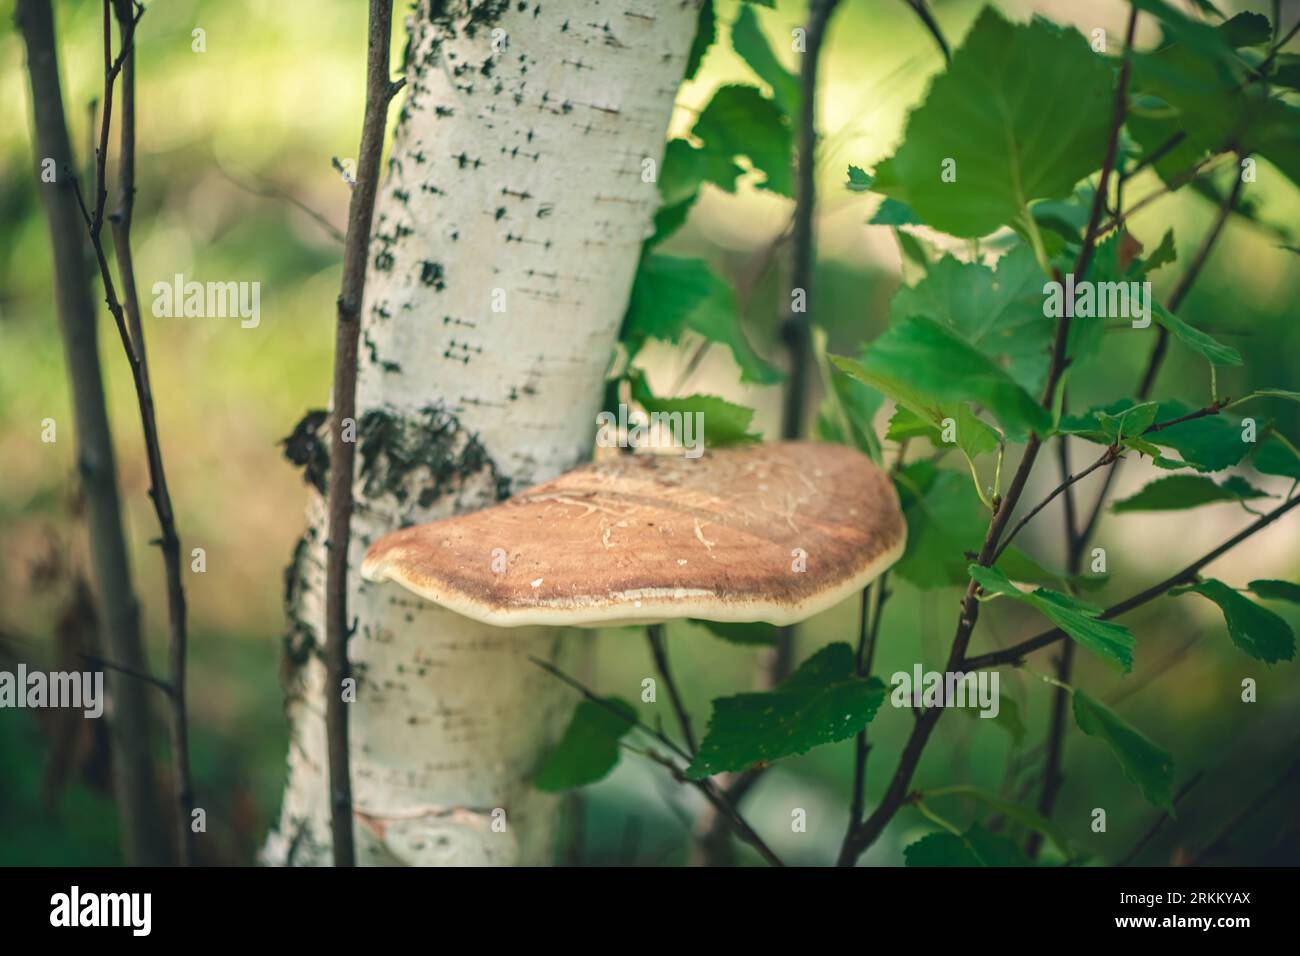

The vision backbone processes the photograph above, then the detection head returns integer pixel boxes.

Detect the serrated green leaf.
[904,830,981,867]
[1151,301,1243,367]
[1170,579,1296,663]
[847,164,873,192]
[889,245,1052,395]
[1097,401,1160,442]
[905,823,1030,867]
[629,371,760,447]
[1143,228,1178,272]
[1150,401,1251,472]
[692,84,792,197]
[833,317,1050,438]
[1112,473,1270,512]
[731,3,800,118]
[969,564,1135,672]
[1063,399,1248,472]
[1073,689,1176,812]
[1218,11,1271,48]
[871,8,1114,237]
[623,254,781,384]
[1249,579,1300,605]
[894,465,1064,591]
[685,643,886,778]
[534,698,637,791]
[684,0,716,80]
[869,197,921,226]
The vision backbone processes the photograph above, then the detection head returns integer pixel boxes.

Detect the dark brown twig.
[646,624,697,756]
[837,12,1142,863]
[16,0,168,866]
[1187,745,1300,864]
[770,0,842,689]
[1116,771,1205,866]
[324,0,397,867]
[961,493,1300,671]
[530,657,785,867]
[101,0,196,867]
[901,0,950,63]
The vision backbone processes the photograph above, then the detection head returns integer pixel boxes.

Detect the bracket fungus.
[361,441,907,628]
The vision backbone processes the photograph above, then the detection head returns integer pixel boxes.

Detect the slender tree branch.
[646,624,697,756]
[1187,744,1300,864]
[901,0,950,63]
[993,447,1117,563]
[216,165,345,243]
[530,657,785,867]
[1078,169,1245,547]
[79,652,171,695]
[770,0,841,689]
[961,493,1300,671]
[16,0,168,866]
[846,578,889,831]
[100,0,197,867]
[324,0,396,867]
[1116,771,1205,866]
[838,15,1145,862]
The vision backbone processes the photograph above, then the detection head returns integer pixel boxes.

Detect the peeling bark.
[265,0,700,866]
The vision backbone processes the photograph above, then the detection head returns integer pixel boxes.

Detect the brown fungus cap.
[361,441,906,628]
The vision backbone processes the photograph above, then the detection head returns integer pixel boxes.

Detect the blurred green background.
[2,0,1298,865]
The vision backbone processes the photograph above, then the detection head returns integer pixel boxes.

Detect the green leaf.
[969,564,1135,673]
[684,0,716,81]
[1151,301,1243,367]
[814,328,885,461]
[731,3,800,118]
[869,197,921,226]
[871,8,1114,237]
[889,245,1052,395]
[692,84,792,197]
[647,140,712,245]
[1073,689,1175,812]
[1169,579,1296,663]
[1248,579,1300,605]
[894,464,1059,591]
[1251,435,1300,479]
[534,698,637,791]
[1150,401,1250,472]
[959,694,1027,743]
[629,371,761,447]
[833,317,1050,438]
[1217,12,1271,48]
[685,643,886,778]
[926,784,1071,858]
[1143,228,1178,273]
[846,164,873,192]
[623,254,781,384]
[1112,473,1270,512]
[1097,401,1159,443]
[1062,399,1248,472]
[692,619,778,646]
[905,824,1030,867]
[903,831,980,867]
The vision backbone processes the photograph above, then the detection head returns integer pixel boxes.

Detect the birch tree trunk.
[264,0,700,866]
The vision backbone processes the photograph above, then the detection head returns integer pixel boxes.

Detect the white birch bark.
[264,0,700,866]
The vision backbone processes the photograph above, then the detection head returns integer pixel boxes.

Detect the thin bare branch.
[324,0,397,867]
